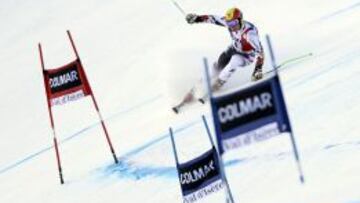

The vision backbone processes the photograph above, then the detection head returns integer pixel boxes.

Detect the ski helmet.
[225,7,243,22]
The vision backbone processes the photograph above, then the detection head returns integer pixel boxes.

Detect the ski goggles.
[226,19,239,28]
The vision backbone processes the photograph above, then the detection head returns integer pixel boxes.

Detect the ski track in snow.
[96,139,360,180]
[97,135,360,181]
[99,157,246,181]
[312,1,360,23]
[4,87,360,181]
[2,47,360,182]
[0,94,161,175]
[287,49,360,89]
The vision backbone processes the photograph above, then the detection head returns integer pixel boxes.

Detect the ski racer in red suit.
[172,7,265,113]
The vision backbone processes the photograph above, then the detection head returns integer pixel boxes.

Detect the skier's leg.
[198,55,247,104]
[216,46,236,71]
[180,88,195,104]
[174,88,195,108]
[193,47,234,103]
[209,47,238,91]
[173,48,239,111]
[216,54,247,88]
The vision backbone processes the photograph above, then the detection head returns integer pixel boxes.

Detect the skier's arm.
[245,29,262,55]
[186,14,226,27]
[241,28,264,77]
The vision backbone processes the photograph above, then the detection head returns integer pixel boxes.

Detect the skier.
[172,7,265,114]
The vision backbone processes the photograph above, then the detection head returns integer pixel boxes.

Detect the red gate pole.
[38,43,65,184]
[66,30,119,164]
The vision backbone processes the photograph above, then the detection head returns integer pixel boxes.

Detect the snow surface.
[0,0,360,202]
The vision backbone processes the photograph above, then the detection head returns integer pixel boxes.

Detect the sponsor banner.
[211,75,292,153]
[43,60,91,106]
[183,179,224,203]
[48,62,82,94]
[177,147,222,198]
[50,90,85,106]
[222,122,280,151]
[215,82,276,133]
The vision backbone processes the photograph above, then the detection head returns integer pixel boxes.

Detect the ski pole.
[277,52,313,68]
[264,52,313,75]
[170,0,186,16]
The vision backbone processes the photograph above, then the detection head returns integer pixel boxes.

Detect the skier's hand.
[252,55,264,81]
[255,54,264,67]
[251,70,263,81]
[186,13,198,24]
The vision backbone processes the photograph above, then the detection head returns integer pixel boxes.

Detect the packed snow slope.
[0,0,360,202]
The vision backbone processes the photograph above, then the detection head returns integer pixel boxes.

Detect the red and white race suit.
[197,15,264,82]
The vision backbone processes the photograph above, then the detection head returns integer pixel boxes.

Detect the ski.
[171,96,206,114]
[198,98,206,104]
[172,104,182,114]
[263,52,313,75]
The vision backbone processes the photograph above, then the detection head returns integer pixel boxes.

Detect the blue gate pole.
[203,57,235,203]
[169,128,180,166]
[289,130,305,183]
[266,35,305,184]
[266,34,278,74]
[202,115,235,203]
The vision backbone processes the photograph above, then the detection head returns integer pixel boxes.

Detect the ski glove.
[251,69,263,81]
[251,56,264,81]
[186,13,198,24]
